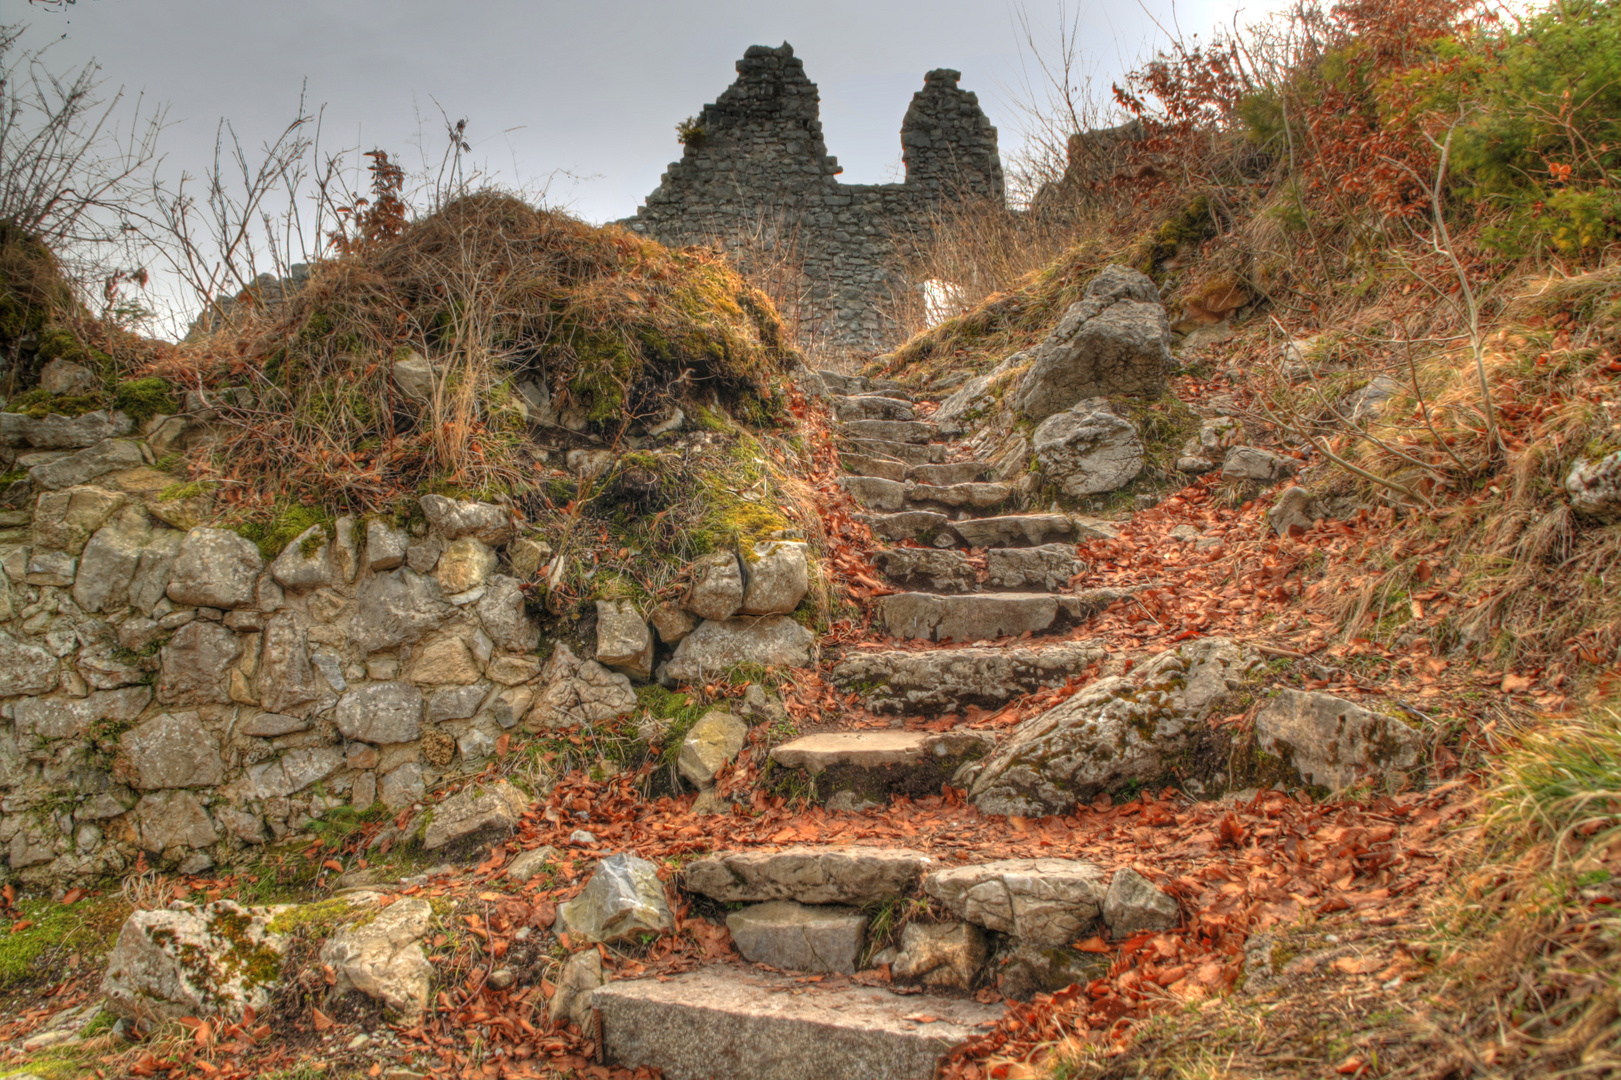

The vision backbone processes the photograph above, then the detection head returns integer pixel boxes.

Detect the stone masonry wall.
[625,43,1004,354]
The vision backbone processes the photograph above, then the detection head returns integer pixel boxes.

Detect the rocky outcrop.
[1254,689,1424,792]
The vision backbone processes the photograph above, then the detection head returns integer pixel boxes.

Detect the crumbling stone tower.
[626,43,1004,354]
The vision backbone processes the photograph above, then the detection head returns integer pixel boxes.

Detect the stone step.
[770,730,991,803]
[837,419,937,444]
[873,544,1087,594]
[684,845,938,905]
[855,510,952,544]
[840,452,908,482]
[909,461,992,486]
[872,548,978,593]
[876,588,1139,643]
[829,394,917,422]
[816,369,907,399]
[950,513,1117,549]
[594,966,1000,1080]
[839,477,1013,515]
[831,639,1107,713]
[840,437,946,466]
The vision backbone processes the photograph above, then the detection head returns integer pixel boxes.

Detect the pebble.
[488,967,516,991]
[347,1034,370,1050]
[569,829,597,845]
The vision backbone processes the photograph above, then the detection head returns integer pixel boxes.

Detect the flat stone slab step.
[950,513,1115,548]
[830,394,916,422]
[837,419,938,444]
[685,845,938,904]
[594,966,1001,1080]
[856,510,951,543]
[877,589,1136,642]
[840,437,946,466]
[839,477,1013,514]
[841,452,909,482]
[770,730,992,802]
[831,639,1107,713]
[910,460,992,486]
[816,369,907,398]
[873,545,1088,595]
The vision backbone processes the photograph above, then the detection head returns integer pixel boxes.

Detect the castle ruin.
[624,43,1004,354]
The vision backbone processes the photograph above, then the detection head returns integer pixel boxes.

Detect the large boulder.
[1032,399,1144,496]
[320,896,435,1019]
[166,527,263,609]
[524,642,637,730]
[1254,689,1423,792]
[101,900,288,1022]
[1014,266,1174,422]
[968,637,1259,816]
[923,859,1109,946]
[663,615,815,684]
[556,853,674,943]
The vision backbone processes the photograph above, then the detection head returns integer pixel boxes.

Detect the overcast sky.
[16,0,1243,230]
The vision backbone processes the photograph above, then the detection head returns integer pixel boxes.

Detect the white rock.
[101,900,287,1022]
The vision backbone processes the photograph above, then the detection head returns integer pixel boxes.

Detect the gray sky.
[16,0,1240,229]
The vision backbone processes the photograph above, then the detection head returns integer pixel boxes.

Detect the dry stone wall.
[624,43,1004,353]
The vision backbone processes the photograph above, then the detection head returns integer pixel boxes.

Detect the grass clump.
[111,376,179,424]
[0,894,129,988]
[234,502,335,560]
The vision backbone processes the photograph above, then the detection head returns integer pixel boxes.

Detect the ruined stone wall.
[625,44,1004,354]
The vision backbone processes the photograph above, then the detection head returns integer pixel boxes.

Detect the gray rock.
[832,640,1106,714]
[39,358,101,395]
[1014,266,1173,422]
[933,353,1023,436]
[830,395,915,422]
[596,598,653,681]
[1033,398,1144,496]
[951,514,1077,548]
[908,480,1012,510]
[1221,446,1299,483]
[969,637,1260,816]
[892,921,987,989]
[556,852,674,943]
[475,575,539,652]
[366,518,409,571]
[910,461,991,486]
[321,896,434,1019]
[878,591,1060,642]
[855,510,950,542]
[0,630,59,695]
[664,615,815,683]
[157,620,241,704]
[838,419,936,444]
[683,846,935,906]
[30,438,145,490]
[684,552,745,621]
[924,859,1109,946]
[1347,374,1402,422]
[506,845,561,882]
[1,410,133,450]
[1567,450,1621,521]
[872,547,976,593]
[73,509,149,612]
[100,900,287,1022]
[985,544,1085,591]
[166,528,263,609]
[435,536,497,593]
[392,351,435,402]
[269,525,333,591]
[650,603,698,645]
[240,711,308,737]
[726,901,866,973]
[549,949,605,1030]
[839,454,908,482]
[351,568,452,653]
[1254,688,1423,792]
[423,780,528,850]
[1103,868,1180,938]
[120,712,224,789]
[335,682,423,744]
[678,710,747,789]
[480,685,533,729]
[245,746,345,798]
[1177,415,1245,473]
[133,790,218,851]
[998,942,1108,1000]
[593,967,1001,1080]
[1267,486,1328,536]
[24,549,76,586]
[428,684,486,722]
[379,762,424,808]
[32,485,127,553]
[14,686,149,739]
[524,642,637,729]
[838,475,908,511]
[742,540,809,615]
[258,612,322,716]
[129,529,183,614]
[418,494,513,545]
[840,437,946,466]
[508,536,550,578]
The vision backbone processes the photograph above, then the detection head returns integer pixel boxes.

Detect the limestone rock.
[335,682,424,744]
[38,358,101,395]
[831,394,915,422]
[556,853,674,943]
[549,949,606,1030]
[838,475,908,511]
[121,712,225,789]
[524,642,637,730]
[664,615,815,683]
[1567,450,1621,521]
[985,544,1084,591]
[951,514,1078,549]
[366,519,409,571]
[969,637,1260,816]
[245,746,344,798]
[856,509,951,543]
[25,550,76,586]
[907,480,1012,510]
[32,485,127,553]
[321,896,435,1019]
[419,494,513,546]
[923,859,1109,946]
[129,529,183,613]
[435,536,497,594]
[683,846,935,905]
[892,921,986,989]
[596,598,653,681]
[269,525,333,591]
[506,845,561,882]
[1103,868,1179,938]
[73,508,149,612]
[157,620,242,704]
[832,640,1106,714]
[133,790,218,851]
[1267,486,1328,536]
[167,527,263,609]
[840,454,908,482]
[351,568,452,653]
[1,410,133,450]
[741,540,809,614]
[1033,399,1144,496]
[1221,446,1299,483]
[1254,688,1423,792]
[1177,416,1245,473]
[508,536,550,578]
[726,901,866,973]
[933,353,1023,435]
[872,547,976,593]
[997,942,1108,1000]
[14,686,148,739]
[678,710,747,789]
[27,438,139,489]
[392,352,435,402]
[1014,266,1174,422]
[839,419,937,444]
[0,630,59,696]
[257,612,323,716]
[101,900,287,1022]
[476,575,539,652]
[422,780,529,851]
[379,762,425,808]
[684,552,744,621]
[429,684,485,722]
[650,603,698,644]
[409,634,483,685]
[878,591,1060,642]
